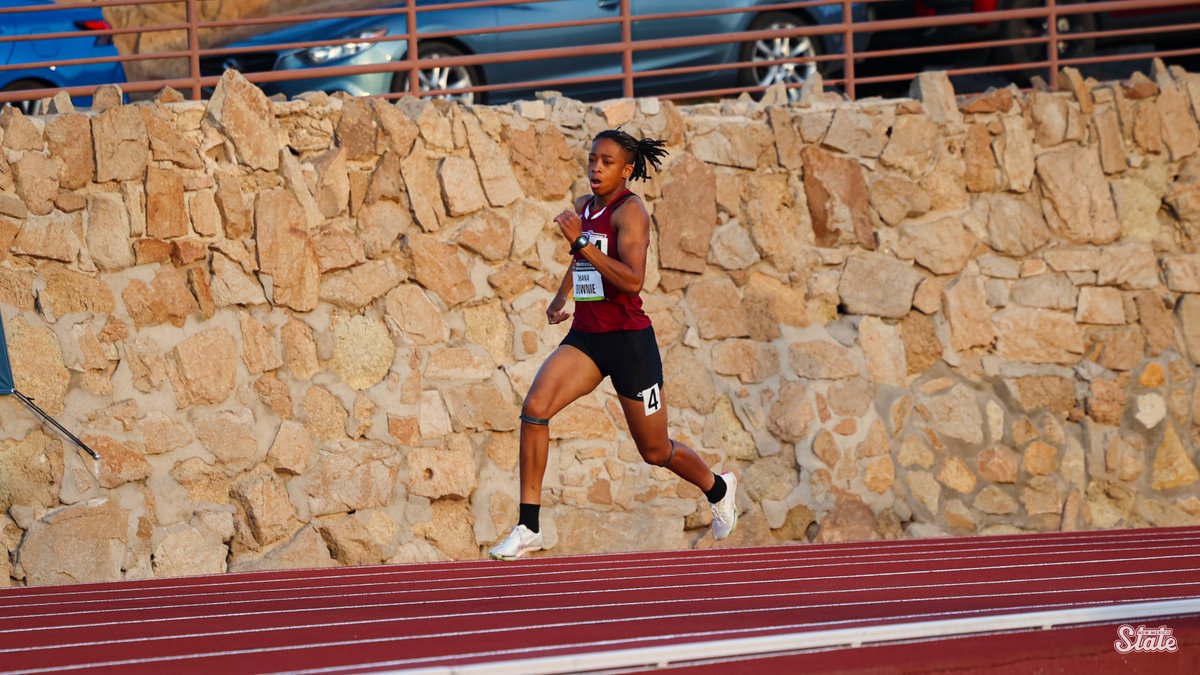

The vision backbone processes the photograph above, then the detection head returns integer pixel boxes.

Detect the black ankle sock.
[519,503,540,533]
[704,474,727,504]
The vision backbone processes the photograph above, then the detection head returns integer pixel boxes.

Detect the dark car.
[0,0,127,112]
[903,0,1200,66]
[206,0,873,104]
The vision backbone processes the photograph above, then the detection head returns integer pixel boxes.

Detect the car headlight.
[303,29,387,63]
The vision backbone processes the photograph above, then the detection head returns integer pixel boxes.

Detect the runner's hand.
[553,210,582,242]
[547,295,570,325]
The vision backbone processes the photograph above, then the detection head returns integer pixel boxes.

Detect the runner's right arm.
[547,261,573,325]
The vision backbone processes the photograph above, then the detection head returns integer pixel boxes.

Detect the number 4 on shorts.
[641,383,661,416]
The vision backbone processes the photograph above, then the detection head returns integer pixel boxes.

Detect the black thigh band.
[520,414,549,426]
[658,439,677,467]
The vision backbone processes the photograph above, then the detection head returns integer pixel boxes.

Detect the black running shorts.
[560,326,664,410]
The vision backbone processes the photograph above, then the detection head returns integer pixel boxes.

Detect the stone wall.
[3,63,1200,587]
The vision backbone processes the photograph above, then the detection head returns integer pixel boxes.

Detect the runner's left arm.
[553,201,648,295]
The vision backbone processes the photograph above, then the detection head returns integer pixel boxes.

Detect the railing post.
[620,0,633,98]
[842,0,855,101]
[407,0,420,97]
[186,0,200,100]
[1047,0,1059,89]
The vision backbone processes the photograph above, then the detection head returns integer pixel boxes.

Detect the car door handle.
[597,0,619,8]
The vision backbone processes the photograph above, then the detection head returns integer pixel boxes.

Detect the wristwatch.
[570,234,590,254]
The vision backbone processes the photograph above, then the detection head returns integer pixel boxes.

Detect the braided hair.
[594,129,668,182]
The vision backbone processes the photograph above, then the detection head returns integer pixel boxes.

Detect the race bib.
[572,232,609,302]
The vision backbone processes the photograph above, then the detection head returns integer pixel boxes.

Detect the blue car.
[0,0,127,112]
[207,1,872,104]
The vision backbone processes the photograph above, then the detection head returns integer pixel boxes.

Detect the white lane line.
[5,595,1196,675]
[383,598,1200,675]
[2,531,1195,603]
[3,568,1197,654]
[6,550,1198,628]
[5,540,1198,613]
[9,547,1200,624]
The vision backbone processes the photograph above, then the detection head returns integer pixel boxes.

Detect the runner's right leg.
[489,345,602,560]
[519,344,603,504]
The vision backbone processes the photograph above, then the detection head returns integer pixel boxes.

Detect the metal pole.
[407,0,420,96]
[842,0,855,100]
[620,0,633,98]
[13,391,100,460]
[1048,0,1059,89]
[186,0,201,100]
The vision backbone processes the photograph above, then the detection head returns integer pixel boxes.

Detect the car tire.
[737,12,822,101]
[390,41,483,105]
[997,0,1096,67]
[1,79,51,115]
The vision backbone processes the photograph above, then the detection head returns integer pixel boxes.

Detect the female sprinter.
[489,129,738,560]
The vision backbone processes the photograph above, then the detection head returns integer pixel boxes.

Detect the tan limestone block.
[1035,146,1119,245]
[864,455,895,494]
[152,523,227,578]
[803,145,875,249]
[1076,286,1126,325]
[438,155,487,217]
[896,214,978,276]
[1021,475,1064,516]
[0,106,42,151]
[188,190,220,238]
[1022,440,1060,476]
[123,267,197,329]
[44,113,94,189]
[880,113,940,176]
[319,258,405,310]
[824,107,889,158]
[407,436,479,500]
[229,525,336,573]
[656,153,717,273]
[383,284,450,350]
[140,105,203,169]
[839,253,920,319]
[974,485,1018,514]
[908,470,941,515]
[459,209,514,263]
[685,276,749,340]
[93,106,148,182]
[167,328,238,408]
[868,172,932,227]
[767,380,815,444]
[206,70,281,170]
[13,211,81,264]
[16,499,129,586]
[992,307,1085,364]
[443,382,518,433]
[1152,424,1200,490]
[407,234,474,308]
[937,456,977,495]
[138,411,191,456]
[0,431,61,513]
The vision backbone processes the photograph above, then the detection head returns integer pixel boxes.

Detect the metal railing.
[0,0,1198,109]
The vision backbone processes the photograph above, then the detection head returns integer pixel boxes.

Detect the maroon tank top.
[570,190,653,333]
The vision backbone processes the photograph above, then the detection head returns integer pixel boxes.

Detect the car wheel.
[737,12,821,101]
[1,79,51,115]
[391,42,483,105]
[998,0,1096,66]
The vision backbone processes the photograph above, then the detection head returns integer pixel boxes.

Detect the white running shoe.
[488,524,544,561]
[710,472,739,541]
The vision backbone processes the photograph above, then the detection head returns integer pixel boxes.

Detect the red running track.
[1,526,1199,674]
